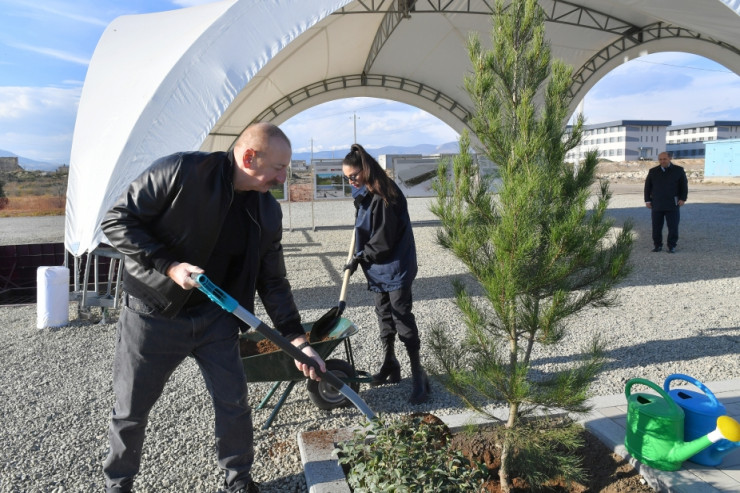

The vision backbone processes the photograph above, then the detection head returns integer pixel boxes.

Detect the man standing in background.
[644,152,689,253]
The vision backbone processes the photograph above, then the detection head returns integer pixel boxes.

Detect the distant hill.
[1,142,462,171]
[291,141,460,161]
[0,149,63,172]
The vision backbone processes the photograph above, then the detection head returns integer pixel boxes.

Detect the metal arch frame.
[212,1,740,140]
[239,0,641,131]
[248,72,472,127]
[569,22,740,101]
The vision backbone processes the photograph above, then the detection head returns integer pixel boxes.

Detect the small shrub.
[335,415,485,492]
[0,180,8,210]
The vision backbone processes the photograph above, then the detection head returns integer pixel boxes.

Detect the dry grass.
[0,195,65,217]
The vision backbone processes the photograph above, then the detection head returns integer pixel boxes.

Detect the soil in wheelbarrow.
[239,331,335,357]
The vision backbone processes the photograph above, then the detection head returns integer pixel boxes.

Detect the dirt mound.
[596,159,704,183]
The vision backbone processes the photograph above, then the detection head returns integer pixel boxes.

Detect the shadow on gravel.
[606,203,740,287]
[285,202,740,313]
[530,330,740,370]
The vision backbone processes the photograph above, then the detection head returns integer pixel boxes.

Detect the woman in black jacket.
[342,144,429,404]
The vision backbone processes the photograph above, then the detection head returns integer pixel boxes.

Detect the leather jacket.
[101,151,303,339]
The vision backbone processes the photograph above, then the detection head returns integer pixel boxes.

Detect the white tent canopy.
[66,0,740,256]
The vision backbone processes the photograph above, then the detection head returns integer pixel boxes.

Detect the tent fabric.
[66,0,740,257]
[66,0,352,256]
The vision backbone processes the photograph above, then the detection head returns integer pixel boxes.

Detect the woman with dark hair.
[342,143,429,404]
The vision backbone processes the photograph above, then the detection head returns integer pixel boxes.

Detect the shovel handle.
[190,273,376,421]
[190,273,313,365]
[339,229,357,304]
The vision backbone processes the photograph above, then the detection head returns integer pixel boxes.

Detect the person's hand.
[645,202,652,209]
[343,256,360,276]
[677,200,685,207]
[166,262,204,290]
[292,339,326,381]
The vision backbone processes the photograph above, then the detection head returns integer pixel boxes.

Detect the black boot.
[371,336,401,386]
[408,349,430,404]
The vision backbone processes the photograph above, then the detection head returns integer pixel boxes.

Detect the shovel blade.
[309,306,341,342]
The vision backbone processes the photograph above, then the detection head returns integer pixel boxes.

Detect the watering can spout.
[667,416,740,464]
[704,440,740,465]
[716,440,740,453]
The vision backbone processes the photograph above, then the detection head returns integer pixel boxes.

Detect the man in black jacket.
[100,123,325,493]
[644,152,688,253]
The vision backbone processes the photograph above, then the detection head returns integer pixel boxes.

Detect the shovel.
[309,228,356,343]
[190,272,376,422]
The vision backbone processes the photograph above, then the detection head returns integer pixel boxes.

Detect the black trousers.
[103,296,253,493]
[374,286,421,353]
[651,209,680,248]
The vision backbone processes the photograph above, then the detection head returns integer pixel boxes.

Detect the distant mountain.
[291,141,460,162]
[1,143,463,171]
[0,149,63,171]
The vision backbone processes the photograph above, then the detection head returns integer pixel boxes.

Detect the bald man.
[644,152,688,253]
[100,123,325,493]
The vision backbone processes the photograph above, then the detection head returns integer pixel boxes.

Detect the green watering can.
[624,378,740,471]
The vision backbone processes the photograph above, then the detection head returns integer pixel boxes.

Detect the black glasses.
[345,173,359,182]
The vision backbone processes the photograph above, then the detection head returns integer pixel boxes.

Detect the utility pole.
[575,98,584,175]
[351,112,359,143]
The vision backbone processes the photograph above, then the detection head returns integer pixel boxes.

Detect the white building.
[566,120,671,163]
[666,121,740,159]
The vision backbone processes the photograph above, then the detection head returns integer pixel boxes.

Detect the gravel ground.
[1,182,739,492]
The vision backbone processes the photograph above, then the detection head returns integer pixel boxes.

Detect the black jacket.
[353,184,417,293]
[101,151,303,339]
[644,163,688,211]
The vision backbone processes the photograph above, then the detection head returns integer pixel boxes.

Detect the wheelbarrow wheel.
[306,359,360,410]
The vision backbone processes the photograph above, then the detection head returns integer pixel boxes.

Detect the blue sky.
[1,0,739,163]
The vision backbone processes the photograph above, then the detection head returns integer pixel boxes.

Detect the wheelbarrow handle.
[190,273,376,421]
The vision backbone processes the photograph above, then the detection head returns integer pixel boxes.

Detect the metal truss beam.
[570,22,740,100]
[354,0,639,74]
[247,73,471,128]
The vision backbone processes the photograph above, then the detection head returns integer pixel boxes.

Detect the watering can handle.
[663,373,721,407]
[625,378,683,414]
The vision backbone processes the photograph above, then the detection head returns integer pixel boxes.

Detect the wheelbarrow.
[242,316,371,429]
